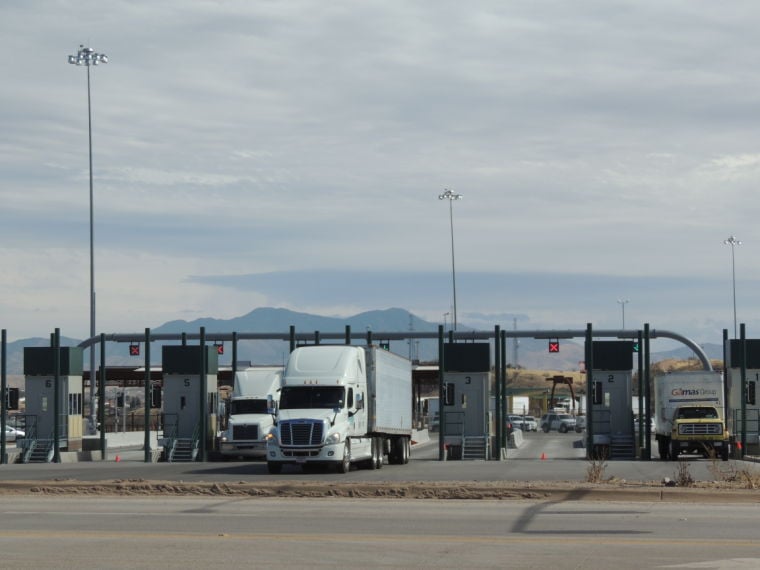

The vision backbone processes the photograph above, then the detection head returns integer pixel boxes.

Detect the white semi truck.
[266,344,413,474]
[219,366,283,460]
[654,370,730,461]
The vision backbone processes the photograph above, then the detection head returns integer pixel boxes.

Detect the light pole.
[617,298,629,329]
[443,312,450,332]
[68,44,108,434]
[724,235,742,338]
[439,189,461,331]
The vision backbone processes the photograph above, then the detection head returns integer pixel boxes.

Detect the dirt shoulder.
[1,478,758,503]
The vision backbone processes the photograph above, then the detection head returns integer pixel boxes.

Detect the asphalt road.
[0,430,737,484]
[0,495,758,569]
[1,432,759,568]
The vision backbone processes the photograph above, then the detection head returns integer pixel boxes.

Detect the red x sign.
[129,344,140,356]
[548,341,560,353]
[215,343,224,355]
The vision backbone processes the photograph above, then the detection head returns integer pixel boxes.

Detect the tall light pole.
[439,189,461,331]
[617,298,629,329]
[724,235,742,338]
[68,44,108,434]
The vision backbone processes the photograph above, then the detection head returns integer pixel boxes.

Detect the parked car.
[508,415,526,431]
[540,413,576,433]
[508,415,538,432]
[522,415,538,432]
[4,425,24,442]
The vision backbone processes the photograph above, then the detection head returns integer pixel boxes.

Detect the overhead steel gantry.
[74,324,711,463]
[78,327,712,370]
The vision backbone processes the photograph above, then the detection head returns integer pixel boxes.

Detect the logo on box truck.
[671,388,718,397]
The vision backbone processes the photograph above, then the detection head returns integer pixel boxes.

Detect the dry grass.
[674,460,695,487]
[585,457,608,483]
[707,456,760,489]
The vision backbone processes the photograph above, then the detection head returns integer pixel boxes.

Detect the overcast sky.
[2,1,760,347]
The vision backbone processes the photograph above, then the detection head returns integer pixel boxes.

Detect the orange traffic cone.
[540,452,547,460]
[115,455,121,462]
[737,441,743,450]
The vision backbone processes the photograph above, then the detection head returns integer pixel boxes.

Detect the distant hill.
[0,307,720,375]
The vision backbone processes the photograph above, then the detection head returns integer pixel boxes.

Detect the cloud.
[1,1,759,345]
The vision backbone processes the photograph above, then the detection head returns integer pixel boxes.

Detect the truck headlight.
[324,432,342,445]
[265,427,279,445]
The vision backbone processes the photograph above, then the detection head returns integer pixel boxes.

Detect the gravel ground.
[0,477,757,503]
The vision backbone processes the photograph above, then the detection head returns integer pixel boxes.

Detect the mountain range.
[2,307,723,375]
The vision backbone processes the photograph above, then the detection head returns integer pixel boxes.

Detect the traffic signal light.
[116,393,124,408]
[214,342,224,355]
[548,340,560,353]
[748,381,756,406]
[379,342,390,351]
[129,343,140,356]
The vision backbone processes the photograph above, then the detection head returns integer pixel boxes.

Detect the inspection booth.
[441,343,493,460]
[159,345,219,462]
[726,339,760,454]
[21,346,84,462]
[589,341,635,460]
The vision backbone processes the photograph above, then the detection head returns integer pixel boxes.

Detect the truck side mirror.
[267,395,277,415]
[355,393,364,410]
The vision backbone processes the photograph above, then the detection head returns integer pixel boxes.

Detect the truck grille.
[679,423,722,436]
[280,420,324,446]
[232,425,259,440]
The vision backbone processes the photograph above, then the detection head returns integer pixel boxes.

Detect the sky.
[2,1,760,348]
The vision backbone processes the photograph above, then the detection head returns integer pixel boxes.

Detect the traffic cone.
[737,441,743,450]
[115,455,121,462]
[540,452,547,460]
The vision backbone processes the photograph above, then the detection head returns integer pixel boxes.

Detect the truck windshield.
[230,399,268,415]
[677,407,718,419]
[279,387,345,410]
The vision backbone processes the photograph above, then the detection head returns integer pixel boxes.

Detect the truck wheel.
[559,424,568,433]
[388,437,400,464]
[657,439,668,460]
[670,442,679,461]
[367,438,377,470]
[721,445,729,462]
[267,461,282,474]
[542,425,549,433]
[338,441,351,473]
[375,437,384,469]
[400,437,409,464]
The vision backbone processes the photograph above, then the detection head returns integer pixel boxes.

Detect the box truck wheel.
[721,444,729,462]
[337,441,351,473]
[403,437,411,464]
[657,438,669,460]
[267,461,282,474]
[670,441,679,461]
